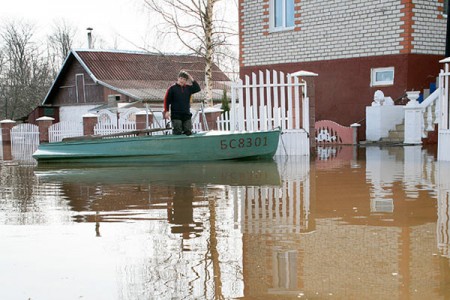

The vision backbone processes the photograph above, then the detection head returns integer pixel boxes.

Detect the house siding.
[412,0,446,54]
[239,0,446,141]
[52,60,104,106]
[240,0,446,66]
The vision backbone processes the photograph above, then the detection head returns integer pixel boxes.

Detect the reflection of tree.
[207,197,224,300]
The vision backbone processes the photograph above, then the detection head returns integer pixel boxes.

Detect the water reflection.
[1,147,450,299]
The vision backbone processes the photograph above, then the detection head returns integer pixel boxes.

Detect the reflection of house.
[28,49,230,124]
[241,147,445,298]
[239,1,447,139]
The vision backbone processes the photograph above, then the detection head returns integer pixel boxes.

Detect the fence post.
[404,91,423,144]
[1,119,16,160]
[36,116,55,143]
[83,113,98,136]
[135,111,153,131]
[350,123,361,145]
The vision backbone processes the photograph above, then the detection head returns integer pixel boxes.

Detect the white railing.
[419,88,440,138]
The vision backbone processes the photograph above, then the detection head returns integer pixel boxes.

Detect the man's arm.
[190,79,201,94]
[163,86,172,119]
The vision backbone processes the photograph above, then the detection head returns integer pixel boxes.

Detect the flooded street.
[1,145,449,300]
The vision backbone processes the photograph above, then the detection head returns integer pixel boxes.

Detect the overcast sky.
[0,0,172,51]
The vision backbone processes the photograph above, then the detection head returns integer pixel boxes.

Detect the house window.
[371,67,395,87]
[445,0,449,16]
[271,0,295,31]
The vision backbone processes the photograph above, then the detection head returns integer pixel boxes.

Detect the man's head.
[178,71,189,80]
[177,70,190,86]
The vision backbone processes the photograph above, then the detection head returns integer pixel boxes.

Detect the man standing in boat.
[163,70,201,135]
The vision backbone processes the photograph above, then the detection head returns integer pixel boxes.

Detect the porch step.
[380,122,404,143]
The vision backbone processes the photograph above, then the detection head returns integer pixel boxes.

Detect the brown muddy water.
[0,145,449,300]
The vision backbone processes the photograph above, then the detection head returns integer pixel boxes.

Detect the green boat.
[32,128,281,164]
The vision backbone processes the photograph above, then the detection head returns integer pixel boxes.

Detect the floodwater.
[0,145,449,300]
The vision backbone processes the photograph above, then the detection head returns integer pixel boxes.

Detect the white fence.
[230,70,311,156]
[439,60,450,161]
[49,121,83,142]
[10,124,39,163]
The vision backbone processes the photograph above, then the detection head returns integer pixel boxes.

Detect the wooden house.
[239,0,448,140]
[31,49,230,124]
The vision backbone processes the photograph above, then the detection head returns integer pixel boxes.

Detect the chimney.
[108,94,120,106]
[87,27,93,49]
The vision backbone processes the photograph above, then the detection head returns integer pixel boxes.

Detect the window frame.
[370,67,395,87]
[269,0,295,32]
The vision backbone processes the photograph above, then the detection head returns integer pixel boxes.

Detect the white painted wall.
[59,105,99,125]
[365,105,404,141]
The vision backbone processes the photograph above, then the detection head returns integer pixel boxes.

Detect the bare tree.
[0,21,53,120]
[48,19,77,64]
[145,0,237,106]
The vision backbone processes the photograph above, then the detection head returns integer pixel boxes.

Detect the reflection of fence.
[437,162,450,257]
[233,156,312,234]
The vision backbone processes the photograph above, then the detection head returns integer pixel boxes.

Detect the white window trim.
[370,67,395,87]
[269,0,295,32]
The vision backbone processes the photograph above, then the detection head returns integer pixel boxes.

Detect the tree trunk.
[204,0,214,107]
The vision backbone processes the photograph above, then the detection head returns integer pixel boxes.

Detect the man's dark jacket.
[163,81,201,120]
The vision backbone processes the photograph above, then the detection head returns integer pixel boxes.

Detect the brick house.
[239,0,448,140]
[30,49,230,124]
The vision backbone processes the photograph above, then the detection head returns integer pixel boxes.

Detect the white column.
[404,91,423,144]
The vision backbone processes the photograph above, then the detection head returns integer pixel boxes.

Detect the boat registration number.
[220,137,268,149]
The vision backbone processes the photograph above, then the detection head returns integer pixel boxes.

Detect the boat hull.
[33,130,281,164]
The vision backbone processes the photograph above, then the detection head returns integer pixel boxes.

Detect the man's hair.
[178,70,189,79]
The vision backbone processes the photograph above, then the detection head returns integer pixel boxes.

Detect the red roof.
[75,50,229,82]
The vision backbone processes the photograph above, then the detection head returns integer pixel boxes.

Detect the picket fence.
[49,121,83,142]
[229,70,310,156]
[10,124,39,163]
[439,60,450,161]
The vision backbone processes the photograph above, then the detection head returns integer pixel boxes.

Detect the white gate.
[95,108,140,135]
[230,70,311,156]
[10,124,39,163]
[118,107,139,130]
[439,59,450,161]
